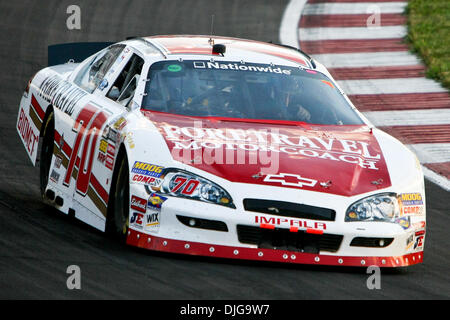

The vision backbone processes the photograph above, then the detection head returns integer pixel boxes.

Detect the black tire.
[39,112,54,197]
[106,152,130,241]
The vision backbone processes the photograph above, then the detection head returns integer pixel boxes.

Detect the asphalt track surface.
[0,0,449,300]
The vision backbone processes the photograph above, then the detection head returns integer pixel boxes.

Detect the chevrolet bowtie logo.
[263,173,317,188]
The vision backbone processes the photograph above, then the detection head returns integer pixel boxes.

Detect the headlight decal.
[146,168,235,208]
[345,192,399,223]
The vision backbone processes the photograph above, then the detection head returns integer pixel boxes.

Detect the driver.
[280,76,312,122]
[287,95,312,122]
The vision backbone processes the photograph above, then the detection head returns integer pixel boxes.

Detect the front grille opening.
[237,225,343,253]
[177,215,228,232]
[243,199,336,221]
[350,237,394,248]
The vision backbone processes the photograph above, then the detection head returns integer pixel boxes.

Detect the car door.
[58,44,128,226]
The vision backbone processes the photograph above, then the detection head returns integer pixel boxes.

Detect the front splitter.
[127,229,423,268]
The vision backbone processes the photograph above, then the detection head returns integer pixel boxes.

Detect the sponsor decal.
[97,152,106,165]
[399,193,423,206]
[99,139,108,153]
[414,235,424,250]
[406,233,414,251]
[413,221,426,230]
[113,117,127,131]
[130,212,144,229]
[102,125,119,143]
[398,193,424,217]
[50,170,60,183]
[193,61,292,75]
[17,108,39,157]
[143,193,166,233]
[125,132,135,149]
[130,195,147,213]
[401,206,423,216]
[131,162,164,178]
[169,177,201,195]
[131,174,162,186]
[54,155,63,169]
[148,193,167,209]
[396,216,411,230]
[145,212,160,229]
[144,111,392,196]
[167,64,182,72]
[38,75,87,117]
[161,124,381,171]
[97,138,115,170]
[105,143,115,170]
[98,79,108,91]
[254,215,327,230]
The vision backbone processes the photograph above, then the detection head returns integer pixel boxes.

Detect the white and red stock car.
[17,35,426,267]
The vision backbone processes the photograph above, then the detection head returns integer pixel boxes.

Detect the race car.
[16,35,426,267]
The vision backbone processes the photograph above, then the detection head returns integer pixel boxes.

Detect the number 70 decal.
[170,176,200,195]
[63,103,108,196]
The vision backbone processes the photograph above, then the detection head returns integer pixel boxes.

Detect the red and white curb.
[280,0,450,191]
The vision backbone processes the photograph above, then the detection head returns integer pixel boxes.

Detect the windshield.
[141,60,364,125]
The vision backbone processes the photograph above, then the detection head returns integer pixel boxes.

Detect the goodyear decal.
[131,162,163,178]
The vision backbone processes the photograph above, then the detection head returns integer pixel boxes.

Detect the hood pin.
[371,179,383,185]
[320,180,332,188]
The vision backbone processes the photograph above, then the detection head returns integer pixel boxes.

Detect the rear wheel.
[106,153,130,241]
[39,112,54,197]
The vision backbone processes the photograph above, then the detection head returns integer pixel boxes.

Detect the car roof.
[126,35,314,69]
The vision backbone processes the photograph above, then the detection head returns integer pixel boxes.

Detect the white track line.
[407,144,450,164]
[279,0,308,49]
[312,51,421,68]
[303,2,407,15]
[337,77,447,95]
[299,26,407,41]
[363,109,450,127]
[421,166,450,192]
[280,0,450,190]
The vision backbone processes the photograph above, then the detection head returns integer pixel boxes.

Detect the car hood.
[143,110,392,197]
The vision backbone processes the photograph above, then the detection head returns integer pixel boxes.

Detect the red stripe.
[31,94,45,121]
[300,39,408,54]
[379,125,450,144]
[348,93,450,111]
[424,162,450,179]
[167,48,219,55]
[329,65,426,80]
[90,174,109,204]
[300,14,406,28]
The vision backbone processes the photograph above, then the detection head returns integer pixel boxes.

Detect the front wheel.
[106,153,130,241]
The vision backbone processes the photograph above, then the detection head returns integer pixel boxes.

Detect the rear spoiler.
[48,42,113,66]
